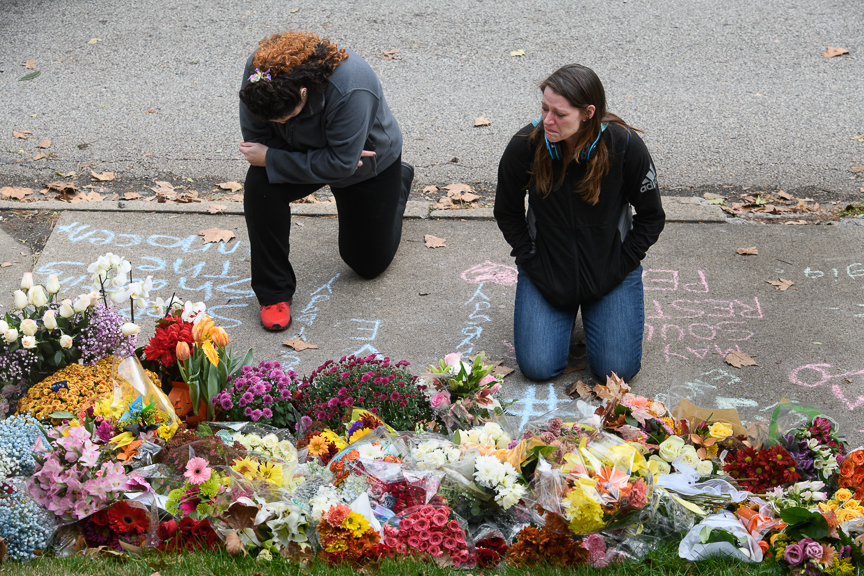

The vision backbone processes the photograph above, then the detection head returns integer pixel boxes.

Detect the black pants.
[243,156,406,306]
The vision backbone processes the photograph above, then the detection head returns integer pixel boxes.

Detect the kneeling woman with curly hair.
[239,31,413,331]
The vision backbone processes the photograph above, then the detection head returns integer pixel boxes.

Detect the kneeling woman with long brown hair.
[494,64,665,382]
[239,31,413,331]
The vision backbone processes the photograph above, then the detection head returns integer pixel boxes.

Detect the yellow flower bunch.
[818,489,864,523]
[322,430,348,451]
[562,482,605,534]
[157,421,179,440]
[17,358,157,421]
[343,511,370,538]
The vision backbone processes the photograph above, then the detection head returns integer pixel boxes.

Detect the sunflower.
[348,427,372,444]
[257,462,284,486]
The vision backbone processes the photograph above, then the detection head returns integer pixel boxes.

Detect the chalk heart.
[461,261,518,286]
[789,363,864,411]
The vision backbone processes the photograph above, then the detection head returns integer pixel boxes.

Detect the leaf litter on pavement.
[199,228,236,244]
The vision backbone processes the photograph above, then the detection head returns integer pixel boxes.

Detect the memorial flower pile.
[3,264,864,572]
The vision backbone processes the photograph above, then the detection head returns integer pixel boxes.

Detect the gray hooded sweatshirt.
[239,48,402,187]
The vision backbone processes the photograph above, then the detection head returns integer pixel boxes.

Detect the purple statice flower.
[78,303,137,365]
[0,346,38,388]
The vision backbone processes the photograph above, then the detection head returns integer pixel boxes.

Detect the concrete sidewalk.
[11,198,863,447]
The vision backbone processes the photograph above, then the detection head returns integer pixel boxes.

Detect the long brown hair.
[530,64,636,205]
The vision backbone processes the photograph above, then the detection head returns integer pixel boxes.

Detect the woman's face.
[541,87,595,145]
[271,88,308,123]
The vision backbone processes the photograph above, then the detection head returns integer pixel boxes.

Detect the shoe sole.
[261,316,292,332]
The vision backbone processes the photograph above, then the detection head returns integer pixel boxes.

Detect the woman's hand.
[358,149,376,168]
[239,142,268,167]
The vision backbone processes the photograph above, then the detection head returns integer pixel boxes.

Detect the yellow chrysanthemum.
[232,457,259,480]
[325,541,347,553]
[258,462,283,486]
[201,340,219,366]
[562,483,605,535]
[343,511,370,538]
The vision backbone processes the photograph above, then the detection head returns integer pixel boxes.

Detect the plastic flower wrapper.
[210,421,298,466]
[418,351,515,432]
[589,374,680,449]
[816,487,864,526]
[109,355,179,435]
[546,430,656,536]
[381,504,476,568]
[772,409,847,483]
[679,511,763,562]
[766,506,864,575]
[406,433,463,471]
[299,425,348,466]
[77,499,158,551]
[211,360,298,429]
[352,458,447,523]
[314,496,382,565]
[327,426,406,489]
[28,421,147,522]
[767,480,830,513]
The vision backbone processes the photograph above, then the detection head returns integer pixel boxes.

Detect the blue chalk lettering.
[173,259,206,277]
[204,261,240,279]
[36,261,86,276]
[207,303,248,329]
[177,278,213,300]
[350,319,380,341]
[87,229,115,246]
[138,257,166,272]
[115,233,142,248]
[215,278,254,298]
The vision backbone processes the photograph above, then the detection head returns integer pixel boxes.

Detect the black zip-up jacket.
[493,123,665,311]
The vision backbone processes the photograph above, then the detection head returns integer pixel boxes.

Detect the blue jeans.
[513,265,645,382]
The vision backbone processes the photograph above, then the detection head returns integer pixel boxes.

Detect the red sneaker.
[259,302,291,331]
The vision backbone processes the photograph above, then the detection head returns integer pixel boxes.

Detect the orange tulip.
[202,340,219,367]
[192,314,215,344]
[211,327,229,348]
[176,341,191,361]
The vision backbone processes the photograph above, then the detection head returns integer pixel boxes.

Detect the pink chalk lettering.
[716,321,754,341]
[735,298,763,319]
[671,299,705,318]
[833,384,864,411]
[789,364,864,411]
[664,343,688,362]
[705,299,735,318]
[688,323,717,340]
[646,300,665,319]
[662,324,685,341]
[644,323,654,341]
[461,261,518,286]
[687,347,710,359]
[683,270,710,293]
[643,269,678,291]
[788,364,833,388]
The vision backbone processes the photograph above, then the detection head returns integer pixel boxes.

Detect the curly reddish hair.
[241,31,349,120]
[252,31,347,75]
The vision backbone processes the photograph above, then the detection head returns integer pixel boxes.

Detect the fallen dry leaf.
[224,193,244,202]
[218,181,243,192]
[146,109,156,114]
[821,46,849,58]
[851,166,864,173]
[1,186,34,199]
[777,190,794,200]
[424,234,446,248]
[491,365,514,378]
[56,170,76,178]
[225,532,247,557]
[87,38,101,45]
[433,197,454,210]
[109,193,118,201]
[122,192,141,200]
[474,116,491,127]
[37,139,51,149]
[737,246,758,255]
[1,262,12,268]
[767,278,796,291]
[510,49,525,57]
[282,338,318,351]
[199,228,235,244]
[784,220,808,225]
[31,153,46,161]
[725,350,758,368]
[208,204,227,214]
[12,130,31,139]
[422,185,438,195]
[445,183,478,203]
[23,60,36,69]
[381,49,400,60]
[566,380,594,398]
[91,170,116,181]
[151,180,175,194]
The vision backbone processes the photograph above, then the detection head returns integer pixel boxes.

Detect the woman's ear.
[584,105,596,120]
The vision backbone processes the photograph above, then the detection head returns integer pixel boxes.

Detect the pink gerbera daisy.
[183,457,212,485]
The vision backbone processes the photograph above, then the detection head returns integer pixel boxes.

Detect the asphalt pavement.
[1,0,863,196]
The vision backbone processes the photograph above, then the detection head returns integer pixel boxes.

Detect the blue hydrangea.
[0,484,55,560]
[0,414,43,479]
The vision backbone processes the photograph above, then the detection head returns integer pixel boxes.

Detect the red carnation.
[178,516,197,533]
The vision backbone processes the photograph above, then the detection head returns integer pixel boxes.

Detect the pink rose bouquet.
[382,504,475,567]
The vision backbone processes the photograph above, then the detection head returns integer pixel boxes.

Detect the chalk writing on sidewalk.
[455,283,492,355]
[461,261,518,286]
[654,368,760,411]
[39,221,254,329]
[280,274,340,370]
[506,384,561,428]
[803,264,864,281]
[789,363,864,411]
[642,268,764,362]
